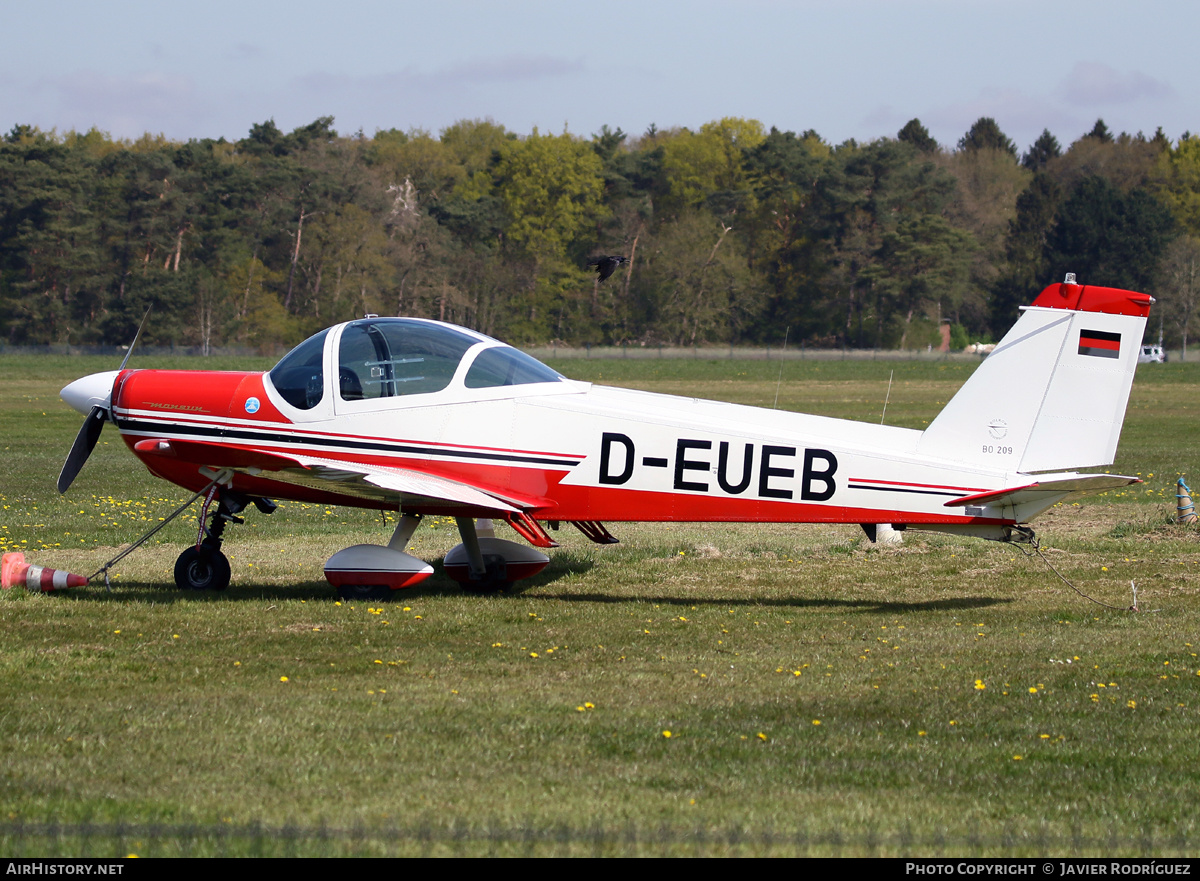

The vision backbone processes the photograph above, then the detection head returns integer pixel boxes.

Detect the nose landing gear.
[173,491,275,591]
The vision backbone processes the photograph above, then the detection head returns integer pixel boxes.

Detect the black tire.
[174,546,231,591]
[336,584,394,601]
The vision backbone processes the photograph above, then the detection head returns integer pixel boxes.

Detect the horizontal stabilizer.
[945,474,1140,508]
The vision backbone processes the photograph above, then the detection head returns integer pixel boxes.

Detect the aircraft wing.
[133,438,530,513]
[279,452,526,512]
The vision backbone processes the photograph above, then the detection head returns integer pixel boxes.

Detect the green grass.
[1,355,1198,856]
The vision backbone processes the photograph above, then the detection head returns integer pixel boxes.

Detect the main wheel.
[174,547,231,591]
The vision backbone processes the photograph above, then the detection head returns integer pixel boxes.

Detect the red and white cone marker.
[1,552,89,592]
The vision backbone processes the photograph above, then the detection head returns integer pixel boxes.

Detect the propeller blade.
[57,311,148,493]
[57,405,107,494]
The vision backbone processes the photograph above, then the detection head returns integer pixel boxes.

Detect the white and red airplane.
[57,275,1151,598]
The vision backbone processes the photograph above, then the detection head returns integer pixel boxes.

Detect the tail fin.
[918,279,1152,473]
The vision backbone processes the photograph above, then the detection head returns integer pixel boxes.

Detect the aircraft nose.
[60,371,120,415]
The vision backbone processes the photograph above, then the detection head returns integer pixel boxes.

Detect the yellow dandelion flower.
[279,676,288,682]
[662,730,672,738]
[812,719,821,726]
[757,732,768,742]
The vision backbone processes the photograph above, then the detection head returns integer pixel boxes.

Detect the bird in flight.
[587,255,628,282]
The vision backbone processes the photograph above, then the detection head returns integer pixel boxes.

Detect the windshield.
[268,328,330,410]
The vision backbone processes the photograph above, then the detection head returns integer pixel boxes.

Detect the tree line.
[2,115,1198,353]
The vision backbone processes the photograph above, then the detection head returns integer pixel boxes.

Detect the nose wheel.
[174,546,231,591]
[173,490,273,591]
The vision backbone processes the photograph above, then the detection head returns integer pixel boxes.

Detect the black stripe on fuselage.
[848,483,967,499]
[115,416,581,468]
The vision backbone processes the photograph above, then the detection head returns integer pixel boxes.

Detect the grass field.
[1,354,1198,856]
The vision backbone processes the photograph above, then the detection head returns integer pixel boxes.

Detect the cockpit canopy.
[268,318,562,411]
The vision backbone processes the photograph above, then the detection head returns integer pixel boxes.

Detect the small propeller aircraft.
[57,275,1151,598]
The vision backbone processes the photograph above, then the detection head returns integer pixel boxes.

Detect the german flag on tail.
[1078,329,1121,359]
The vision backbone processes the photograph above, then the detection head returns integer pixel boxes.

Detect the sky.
[2,0,1195,153]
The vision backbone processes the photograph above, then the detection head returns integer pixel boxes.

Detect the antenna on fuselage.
[119,305,153,371]
[772,326,790,410]
[880,369,894,425]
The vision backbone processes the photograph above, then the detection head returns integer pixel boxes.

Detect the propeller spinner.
[57,308,151,494]
[57,371,120,493]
